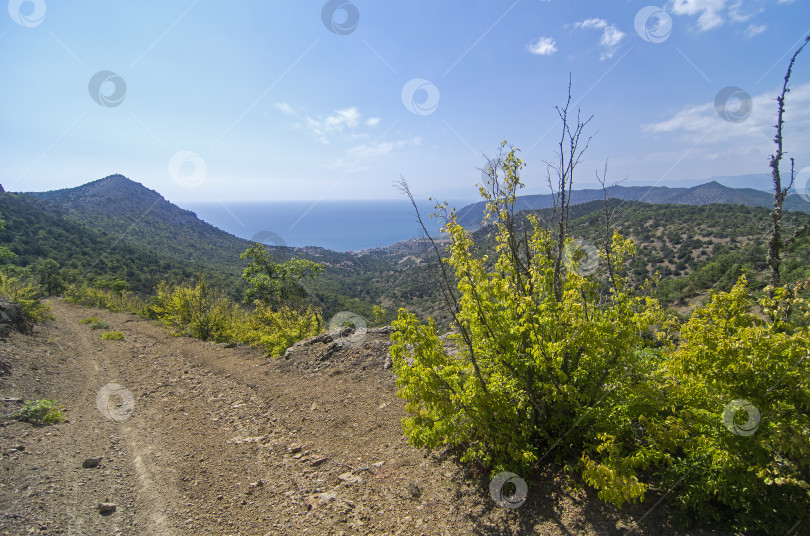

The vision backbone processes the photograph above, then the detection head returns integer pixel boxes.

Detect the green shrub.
[150,275,233,342]
[0,273,53,322]
[12,399,65,424]
[232,303,322,356]
[79,316,101,324]
[101,331,124,340]
[65,283,152,318]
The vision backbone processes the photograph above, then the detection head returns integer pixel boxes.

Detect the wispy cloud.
[574,18,625,60]
[744,23,767,37]
[527,36,557,56]
[333,137,422,169]
[275,102,296,115]
[642,82,810,144]
[668,0,726,31]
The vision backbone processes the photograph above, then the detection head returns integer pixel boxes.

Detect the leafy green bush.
[12,399,65,424]
[391,145,667,488]
[79,316,101,324]
[65,283,152,318]
[0,272,53,322]
[150,275,233,342]
[232,303,322,356]
[101,331,124,340]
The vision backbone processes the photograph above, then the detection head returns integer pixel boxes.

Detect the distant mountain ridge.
[455,180,810,229]
[26,174,251,276]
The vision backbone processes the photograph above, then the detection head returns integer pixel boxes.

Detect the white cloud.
[304,107,364,143]
[668,0,726,30]
[527,36,557,56]
[333,137,422,169]
[642,82,810,147]
[365,117,381,127]
[574,18,625,60]
[274,102,296,115]
[744,23,767,37]
[576,18,608,30]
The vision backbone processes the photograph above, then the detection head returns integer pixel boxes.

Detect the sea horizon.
[182,199,476,252]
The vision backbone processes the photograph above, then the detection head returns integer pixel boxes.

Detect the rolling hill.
[455,180,810,228]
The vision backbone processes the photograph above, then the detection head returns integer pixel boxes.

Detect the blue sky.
[1,0,809,203]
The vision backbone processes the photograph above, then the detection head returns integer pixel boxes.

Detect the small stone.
[338,472,363,485]
[98,502,116,514]
[82,457,102,469]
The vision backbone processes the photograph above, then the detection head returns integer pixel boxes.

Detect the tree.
[392,82,666,493]
[36,259,64,296]
[240,243,324,311]
[767,35,810,288]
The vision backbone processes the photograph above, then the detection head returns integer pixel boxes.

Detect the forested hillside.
[7,177,810,326]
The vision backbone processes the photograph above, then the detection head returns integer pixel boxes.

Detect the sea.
[182,199,475,252]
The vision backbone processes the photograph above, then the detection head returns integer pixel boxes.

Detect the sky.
[1,0,809,204]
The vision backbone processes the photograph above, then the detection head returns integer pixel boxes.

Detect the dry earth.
[0,298,737,535]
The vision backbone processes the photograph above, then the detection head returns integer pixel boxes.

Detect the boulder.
[0,298,33,339]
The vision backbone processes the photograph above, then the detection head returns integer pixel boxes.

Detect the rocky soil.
[0,299,733,535]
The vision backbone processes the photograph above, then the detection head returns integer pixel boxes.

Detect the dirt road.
[0,299,722,535]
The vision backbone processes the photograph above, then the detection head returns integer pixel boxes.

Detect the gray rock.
[98,502,116,514]
[83,457,102,469]
[0,298,32,339]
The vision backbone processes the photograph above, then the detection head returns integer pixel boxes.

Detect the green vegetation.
[241,243,324,309]
[0,46,807,536]
[12,399,65,424]
[391,53,810,534]
[101,331,125,340]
